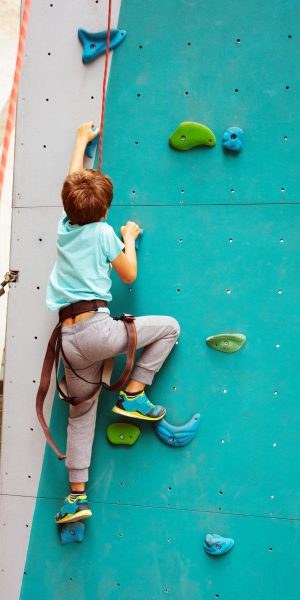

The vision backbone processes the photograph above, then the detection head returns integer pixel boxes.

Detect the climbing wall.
[1,0,300,598]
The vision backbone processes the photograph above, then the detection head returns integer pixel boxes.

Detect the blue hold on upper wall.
[222,127,244,152]
[78,28,127,64]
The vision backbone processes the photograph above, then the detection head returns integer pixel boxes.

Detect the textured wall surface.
[1,1,300,599]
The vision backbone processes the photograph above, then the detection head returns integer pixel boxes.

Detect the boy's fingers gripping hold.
[76,122,99,142]
[121,221,141,241]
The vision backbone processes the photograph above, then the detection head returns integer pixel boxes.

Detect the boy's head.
[62,169,113,225]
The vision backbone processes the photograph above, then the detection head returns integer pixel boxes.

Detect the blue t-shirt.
[46,211,124,312]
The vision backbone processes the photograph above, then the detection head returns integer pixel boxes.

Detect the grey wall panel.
[1,207,60,496]
[0,495,36,600]
[14,0,121,209]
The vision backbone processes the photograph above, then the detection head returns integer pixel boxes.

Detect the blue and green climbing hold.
[169,122,216,151]
[206,333,246,353]
[222,127,244,152]
[78,28,127,64]
[204,533,235,556]
[154,413,200,447]
[106,422,141,445]
[60,522,85,545]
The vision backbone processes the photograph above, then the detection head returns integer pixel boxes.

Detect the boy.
[46,123,180,523]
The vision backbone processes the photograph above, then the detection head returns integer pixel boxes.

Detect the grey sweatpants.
[61,312,180,483]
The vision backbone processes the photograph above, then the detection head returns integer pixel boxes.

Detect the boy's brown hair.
[61,169,113,225]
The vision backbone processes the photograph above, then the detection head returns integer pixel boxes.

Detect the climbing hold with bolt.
[204,533,234,556]
[60,522,85,545]
[154,413,200,447]
[206,333,246,353]
[106,422,141,445]
[78,28,127,64]
[222,127,244,152]
[169,122,216,150]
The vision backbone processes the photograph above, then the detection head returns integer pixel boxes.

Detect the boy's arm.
[112,222,140,284]
[68,122,100,175]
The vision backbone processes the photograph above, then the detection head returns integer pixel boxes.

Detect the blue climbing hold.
[222,127,244,152]
[85,128,99,159]
[135,229,144,250]
[203,533,234,556]
[60,522,85,545]
[154,413,200,447]
[78,28,127,64]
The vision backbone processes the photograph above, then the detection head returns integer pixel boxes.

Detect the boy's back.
[46,212,124,311]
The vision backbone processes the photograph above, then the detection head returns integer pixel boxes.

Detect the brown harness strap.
[36,300,137,460]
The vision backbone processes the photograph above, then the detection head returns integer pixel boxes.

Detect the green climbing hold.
[106,422,141,445]
[206,333,246,353]
[169,121,216,151]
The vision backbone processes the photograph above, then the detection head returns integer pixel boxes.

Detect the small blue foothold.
[154,413,200,447]
[78,28,127,64]
[135,229,144,250]
[222,127,244,152]
[60,522,85,545]
[85,128,99,159]
[203,533,234,556]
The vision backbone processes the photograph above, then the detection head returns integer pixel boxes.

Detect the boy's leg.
[130,315,180,385]
[59,314,179,501]
[55,367,101,523]
[112,315,180,419]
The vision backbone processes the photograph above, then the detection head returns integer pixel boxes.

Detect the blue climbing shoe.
[55,493,92,524]
[112,390,166,421]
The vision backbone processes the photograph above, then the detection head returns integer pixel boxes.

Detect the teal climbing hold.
[60,522,85,545]
[223,126,244,152]
[135,228,144,250]
[206,333,246,353]
[85,128,99,159]
[169,122,216,151]
[154,413,200,447]
[204,533,234,556]
[78,28,127,64]
[106,422,141,445]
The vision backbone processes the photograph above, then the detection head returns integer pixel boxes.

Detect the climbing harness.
[0,270,19,297]
[98,0,112,172]
[36,299,137,460]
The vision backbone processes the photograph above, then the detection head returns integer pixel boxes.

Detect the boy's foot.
[112,390,166,421]
[55,493,92,524]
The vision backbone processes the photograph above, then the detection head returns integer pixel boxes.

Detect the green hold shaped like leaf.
[169,121,216,151]
[206,333,246,353]
[106,422,141,445]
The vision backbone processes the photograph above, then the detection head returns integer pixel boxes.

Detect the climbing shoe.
[112,390,166,421]
[55,493,92,524]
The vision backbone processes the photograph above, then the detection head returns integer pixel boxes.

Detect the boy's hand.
[121,221,140,242]
[76,122,100,143]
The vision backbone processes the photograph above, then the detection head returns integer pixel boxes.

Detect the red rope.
[0,0,31,202]
[98,0,112,172]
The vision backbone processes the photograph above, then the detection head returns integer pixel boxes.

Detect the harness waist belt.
[36,300,137,460]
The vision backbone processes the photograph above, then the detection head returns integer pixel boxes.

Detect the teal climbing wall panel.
[102,1,300,206]
[12,0,300,598]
